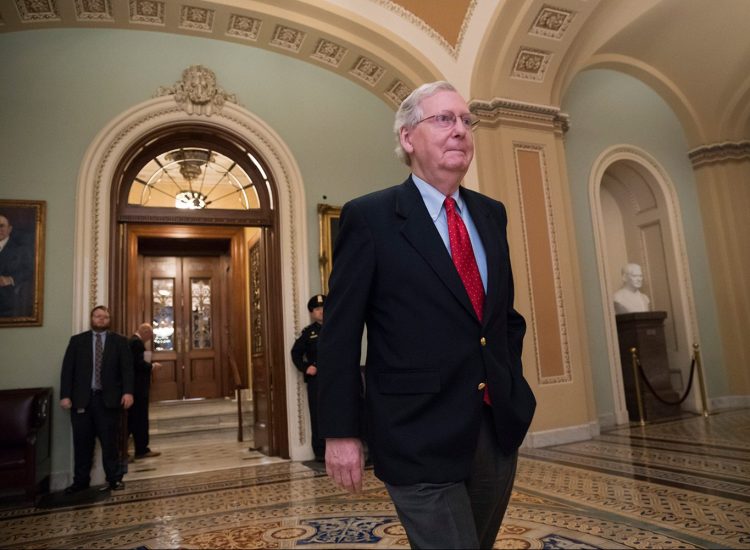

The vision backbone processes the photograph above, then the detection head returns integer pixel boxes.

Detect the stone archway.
[589,145,701,425]
[74,75,314,461]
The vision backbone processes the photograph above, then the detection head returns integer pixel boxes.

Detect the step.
[147,397,255,446]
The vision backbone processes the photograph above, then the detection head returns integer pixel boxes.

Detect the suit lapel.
[396,178,478,320]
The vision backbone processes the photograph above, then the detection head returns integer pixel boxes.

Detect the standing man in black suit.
[128,323,161,460]
[318,81,536,548]
[60,305,134,493]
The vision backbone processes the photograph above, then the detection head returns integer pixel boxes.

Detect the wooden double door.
[142,255,227,401]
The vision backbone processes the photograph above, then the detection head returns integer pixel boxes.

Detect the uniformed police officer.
[291,294,326,461]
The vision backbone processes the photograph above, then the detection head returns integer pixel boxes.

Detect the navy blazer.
[60,330,134,409]
[317,177,535,485]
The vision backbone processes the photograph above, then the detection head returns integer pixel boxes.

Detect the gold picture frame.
[0,199,46,327]
[317,204,341,294]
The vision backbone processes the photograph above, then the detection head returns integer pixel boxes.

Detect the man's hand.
[0,275,14,287]
[325,437,364,493]
[152,362,162,369]
[60,398,72,409]
[305,365,318,376]
[121,393,134,409]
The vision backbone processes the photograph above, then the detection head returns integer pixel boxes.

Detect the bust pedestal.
[616,311,681,421]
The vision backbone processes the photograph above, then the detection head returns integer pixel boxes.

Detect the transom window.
[127,147,270,211]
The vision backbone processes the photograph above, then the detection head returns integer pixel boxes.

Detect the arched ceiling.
[2,0,748,144]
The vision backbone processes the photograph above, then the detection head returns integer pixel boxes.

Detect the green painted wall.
[561,69,726,420]
[0,28,407,482]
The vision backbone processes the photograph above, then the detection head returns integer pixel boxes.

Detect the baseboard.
[710,395,750,411]
[522,421,600,448]
[597,412,617,430]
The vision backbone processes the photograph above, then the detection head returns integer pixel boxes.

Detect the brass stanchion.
[630,347,646,426]
[693,343,710,417]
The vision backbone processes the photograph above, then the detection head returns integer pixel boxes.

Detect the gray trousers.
[385,406,518,549]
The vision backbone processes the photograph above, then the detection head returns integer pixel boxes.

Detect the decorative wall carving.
[74,0,113,22]
[311,38,347,67]
[128,0,165,26]
[530,5,575,40]
[512,48,552,82]
[155,65,238,116]
[384,79,411,106]
[226,13,261,41]
[270,24,305,52]
[688,141,750,168]
[350,56,385,87]
[14,0,60,22]
[179,5,214,32]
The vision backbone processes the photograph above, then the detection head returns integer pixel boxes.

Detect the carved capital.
[688,141,750,168]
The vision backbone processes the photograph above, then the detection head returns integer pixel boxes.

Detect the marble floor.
[1,408,748,549]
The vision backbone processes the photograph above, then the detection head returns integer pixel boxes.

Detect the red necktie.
[445,197,491,405]
[445,197,484,321]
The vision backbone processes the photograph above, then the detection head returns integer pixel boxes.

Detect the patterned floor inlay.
[1,409,748,548]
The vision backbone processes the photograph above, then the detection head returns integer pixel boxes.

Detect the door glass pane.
[152,278,175,351]
[191,278,212,349]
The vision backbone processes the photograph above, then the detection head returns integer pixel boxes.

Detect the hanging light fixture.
[165,149,214,209]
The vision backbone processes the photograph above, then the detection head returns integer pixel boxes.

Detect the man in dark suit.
[318,81,536,548]
[60,305,134,493]
[128,323,161,460]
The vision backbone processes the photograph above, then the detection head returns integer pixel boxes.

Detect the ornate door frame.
[73,69,313,460]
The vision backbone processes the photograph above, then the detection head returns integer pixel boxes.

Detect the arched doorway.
[590,146,701,424]
[108,123,288,457]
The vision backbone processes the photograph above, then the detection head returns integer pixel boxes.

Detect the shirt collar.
[411,174,464,220]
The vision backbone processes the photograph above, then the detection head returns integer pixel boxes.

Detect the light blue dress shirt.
[412,175,488,292]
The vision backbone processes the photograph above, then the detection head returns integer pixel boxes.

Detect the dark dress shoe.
[100,481,125,492]
[63,484,88,495]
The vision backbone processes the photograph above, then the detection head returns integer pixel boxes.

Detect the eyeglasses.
[416,111,479,130]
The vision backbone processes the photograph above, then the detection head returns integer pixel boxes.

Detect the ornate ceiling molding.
[2,0,426,109]
[506,4,577,85]
[371,0,476,59]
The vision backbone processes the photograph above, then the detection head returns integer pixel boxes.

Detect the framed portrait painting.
[0,200,45,327]
[317,204,341,294]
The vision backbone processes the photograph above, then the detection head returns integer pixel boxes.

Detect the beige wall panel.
[515,149,566,379]
[473,124,597,433]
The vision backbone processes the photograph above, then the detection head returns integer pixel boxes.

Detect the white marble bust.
[613,263,651,314]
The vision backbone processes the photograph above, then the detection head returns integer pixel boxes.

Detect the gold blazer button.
[477,382,487,391]
[480,337,487,346]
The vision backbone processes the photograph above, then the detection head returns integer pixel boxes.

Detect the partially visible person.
[613,263,651,314]
[291,294,326,461]
[128,323,162,460]
[60,305,134,493]
[0,214,32,317]
[318,81,536,549]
